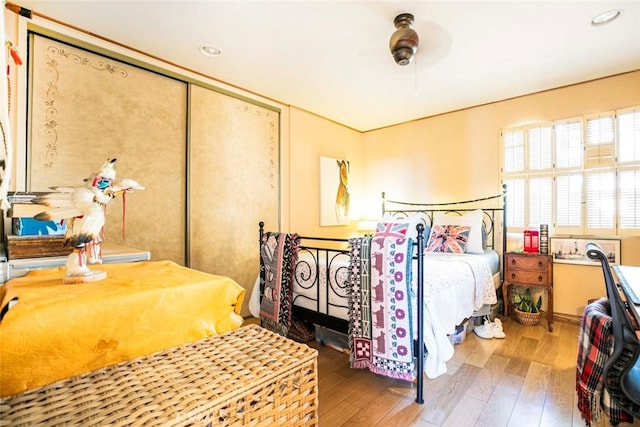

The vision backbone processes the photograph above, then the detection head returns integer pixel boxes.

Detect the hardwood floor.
[305,317,640,427]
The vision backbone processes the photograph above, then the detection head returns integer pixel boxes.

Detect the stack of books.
[4,193,71,260]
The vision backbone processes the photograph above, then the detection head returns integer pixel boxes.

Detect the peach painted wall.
[359,70,640,318]
[287,107,363,241]
[361,71,640,212]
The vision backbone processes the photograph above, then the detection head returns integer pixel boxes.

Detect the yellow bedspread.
[0,260,245,397]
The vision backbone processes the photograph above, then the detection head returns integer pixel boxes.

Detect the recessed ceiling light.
[200,46,221,57]
[590,9,622,26]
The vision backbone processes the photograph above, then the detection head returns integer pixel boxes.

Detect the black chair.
[586,243,640,418]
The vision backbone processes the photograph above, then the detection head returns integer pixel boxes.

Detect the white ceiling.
[14,1,640,132]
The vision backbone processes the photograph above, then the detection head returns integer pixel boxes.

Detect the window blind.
[585,115,615,168]
[585,170,616,233]
[619,169,640,231]
[555,173,582,232]
[503,129,525,172]
[618,110,640,163]
[528,126,553,170]
[528,176,553,227]
[504,178,525,227]
[555,120,582,169]
[501,106,639,236]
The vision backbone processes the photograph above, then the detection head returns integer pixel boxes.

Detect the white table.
[2,243,150,281]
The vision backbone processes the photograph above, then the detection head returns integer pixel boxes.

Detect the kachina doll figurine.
[34,158,144,283]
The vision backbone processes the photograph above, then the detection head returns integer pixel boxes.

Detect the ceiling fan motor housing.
[390,13,419,66]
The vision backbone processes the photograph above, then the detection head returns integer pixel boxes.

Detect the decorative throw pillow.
[374,222,409,239]
[381,213,429,241]
[433,209,484,254]
[425,225,471,253]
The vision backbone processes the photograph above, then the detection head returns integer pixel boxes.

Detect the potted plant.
[513,288,542,326]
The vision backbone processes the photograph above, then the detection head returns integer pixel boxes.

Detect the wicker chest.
[0,324,318,426]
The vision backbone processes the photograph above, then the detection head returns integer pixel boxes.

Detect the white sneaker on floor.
[492,318,506,339]
[473,320,494,339]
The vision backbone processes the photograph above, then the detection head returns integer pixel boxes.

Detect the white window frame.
[501,106,640,237]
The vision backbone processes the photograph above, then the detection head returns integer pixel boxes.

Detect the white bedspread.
[283,250,497,327]
[420,253,497,335]
[416,253,497,378]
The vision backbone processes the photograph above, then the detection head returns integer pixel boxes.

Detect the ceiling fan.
[389,13,419,66]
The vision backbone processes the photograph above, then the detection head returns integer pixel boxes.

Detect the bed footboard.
[258,222,350,334]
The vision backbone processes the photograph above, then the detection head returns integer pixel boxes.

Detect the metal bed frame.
[259,184,507,404]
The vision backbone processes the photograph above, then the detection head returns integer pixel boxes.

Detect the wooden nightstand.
[503,252,554,331]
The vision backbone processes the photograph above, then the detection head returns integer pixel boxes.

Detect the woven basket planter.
[514,308,542,326]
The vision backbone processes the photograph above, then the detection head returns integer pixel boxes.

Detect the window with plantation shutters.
[501,106,640,237]
[619,169,640,230]
[618,109,640,163]
[503,129,525,172]
[503,178,525,227]
[555,120,582,169]
[528,176,552,227]
[555,173,582,233]
[528,126,552,170]
[585,114,615,168]
[585,170,616,233]
[616,109,640,235]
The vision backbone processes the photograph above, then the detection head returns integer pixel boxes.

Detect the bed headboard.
[381,184,507,255]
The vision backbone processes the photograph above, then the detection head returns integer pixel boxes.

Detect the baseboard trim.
[552,312,581,324]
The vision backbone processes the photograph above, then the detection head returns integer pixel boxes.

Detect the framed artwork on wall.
[549,237,621,265]
[319,156,350,226]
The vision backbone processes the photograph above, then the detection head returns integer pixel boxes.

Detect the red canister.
[524,229,539,253]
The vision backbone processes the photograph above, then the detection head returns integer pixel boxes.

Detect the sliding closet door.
[189,85,279,315]
[27,33,187,263]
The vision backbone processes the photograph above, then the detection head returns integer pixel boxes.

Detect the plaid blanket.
[259,232,299,338]
[576,297,633,426]
[348,236,415,381]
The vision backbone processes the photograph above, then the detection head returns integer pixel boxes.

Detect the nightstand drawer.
[506,269,550,286]
[505,253,550,272]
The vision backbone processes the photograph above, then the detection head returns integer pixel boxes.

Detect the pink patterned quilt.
[348,236,415,381]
